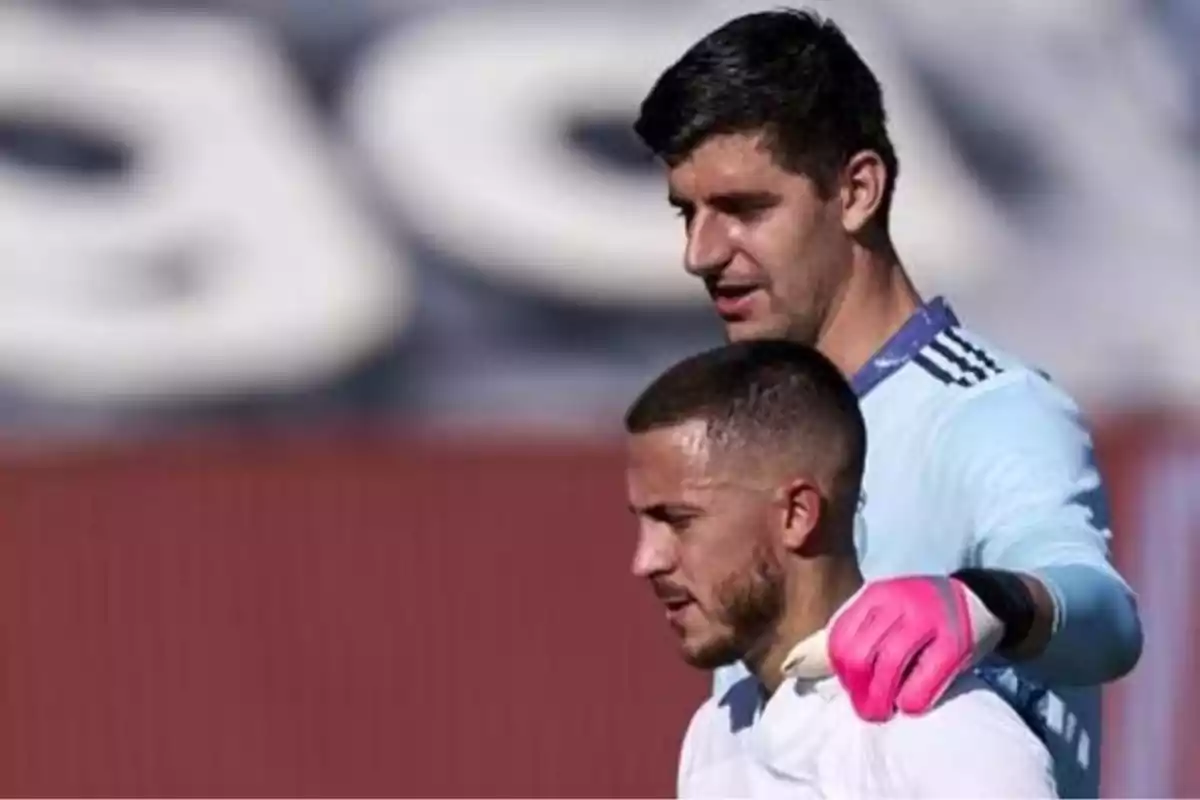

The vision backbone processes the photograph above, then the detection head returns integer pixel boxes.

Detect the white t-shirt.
[682,649,1058,798]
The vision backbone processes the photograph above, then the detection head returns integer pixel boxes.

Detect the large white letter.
[0,6,409,403]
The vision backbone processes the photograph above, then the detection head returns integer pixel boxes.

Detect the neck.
[745,555,864,696]
[817,241,922,381]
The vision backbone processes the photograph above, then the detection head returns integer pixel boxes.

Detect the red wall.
[0,416,1192,796]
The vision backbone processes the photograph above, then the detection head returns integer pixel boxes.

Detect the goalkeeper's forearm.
[959,564,1142,685]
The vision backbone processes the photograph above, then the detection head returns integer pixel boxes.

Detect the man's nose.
[630,526,675,579]
[684,212,733,279]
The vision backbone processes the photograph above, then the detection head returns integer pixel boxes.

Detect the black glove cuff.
[951,568,1038,653]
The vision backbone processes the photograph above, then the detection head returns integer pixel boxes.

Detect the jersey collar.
[849,296,958,398]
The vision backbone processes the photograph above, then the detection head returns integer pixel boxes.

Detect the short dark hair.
[625,340,866,510]
[634,8,898,225]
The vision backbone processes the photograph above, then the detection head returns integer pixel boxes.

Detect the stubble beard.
[683,546,787,671]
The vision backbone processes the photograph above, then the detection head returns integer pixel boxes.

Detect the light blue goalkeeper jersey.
[713,297,1142,799]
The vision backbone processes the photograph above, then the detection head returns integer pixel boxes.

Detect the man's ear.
[839,149,888,235]
[778,478,823,552]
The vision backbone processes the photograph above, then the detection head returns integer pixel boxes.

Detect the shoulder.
[887,673,1043,742]
[874,324,1083,436]
[909,325,1018,391]
[880,675,1058,797]
[875,324,1094,483]
[905,325,1093,460]
[678,677,759,787]
[907,325,1069,410]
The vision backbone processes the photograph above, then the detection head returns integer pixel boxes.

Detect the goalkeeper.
[632,8,1143,797]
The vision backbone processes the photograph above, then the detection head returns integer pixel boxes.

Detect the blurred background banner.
[0,0,1196,795]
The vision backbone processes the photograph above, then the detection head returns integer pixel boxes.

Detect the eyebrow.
[668,190,781,210]
[628,501,703,519]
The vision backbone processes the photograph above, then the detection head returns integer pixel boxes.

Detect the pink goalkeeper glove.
[828,576,1005,722]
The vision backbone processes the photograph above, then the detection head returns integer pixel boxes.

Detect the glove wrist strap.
[951,568,1037,653]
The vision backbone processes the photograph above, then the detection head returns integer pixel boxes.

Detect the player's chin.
[721,316,791,344]
[679,633,740,671]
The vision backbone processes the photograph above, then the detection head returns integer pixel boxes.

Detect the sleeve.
[934,371,1143,685]
[884,677,1059,798]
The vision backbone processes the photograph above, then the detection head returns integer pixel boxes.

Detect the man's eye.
[731,204,771,223]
